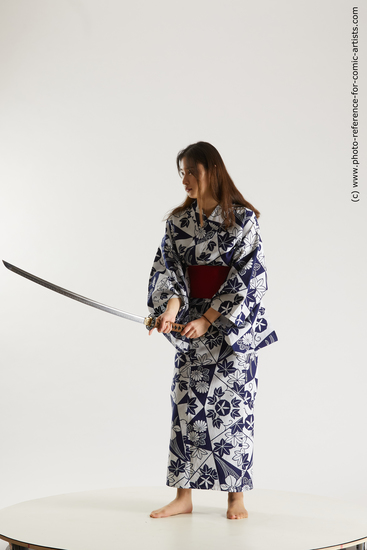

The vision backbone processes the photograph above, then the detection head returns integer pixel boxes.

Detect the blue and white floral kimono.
[148,200,278,492]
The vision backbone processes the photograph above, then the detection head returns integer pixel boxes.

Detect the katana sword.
[3,261,185,333]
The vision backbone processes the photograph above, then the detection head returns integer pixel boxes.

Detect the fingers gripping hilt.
[144,315,185,333]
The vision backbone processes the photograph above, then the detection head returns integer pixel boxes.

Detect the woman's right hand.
[148,297,181,336]
[148,310,177,336]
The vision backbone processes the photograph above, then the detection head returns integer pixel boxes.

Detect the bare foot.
[227,492,248,520]
[150,489,193,518]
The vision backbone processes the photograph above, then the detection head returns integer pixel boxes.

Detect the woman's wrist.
[202,314,212,326]
[204,307,221,324]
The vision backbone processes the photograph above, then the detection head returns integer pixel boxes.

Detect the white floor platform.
[0,486,366,550]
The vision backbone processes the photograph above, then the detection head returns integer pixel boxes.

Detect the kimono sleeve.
[210,211,268,329]
[147,218,190,326]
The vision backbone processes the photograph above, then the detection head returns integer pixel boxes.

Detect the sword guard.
[144,315,185,333]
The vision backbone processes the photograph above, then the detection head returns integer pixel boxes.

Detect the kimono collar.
[192,199,223,225]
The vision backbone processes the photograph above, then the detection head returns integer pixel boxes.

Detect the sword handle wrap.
[144,315,186,333]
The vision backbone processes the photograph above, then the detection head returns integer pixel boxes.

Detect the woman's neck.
[198,195,218,217]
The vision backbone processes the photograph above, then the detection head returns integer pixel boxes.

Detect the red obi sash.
[187,265,230,299]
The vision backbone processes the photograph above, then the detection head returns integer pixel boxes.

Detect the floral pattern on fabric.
[148,200,278,353]
[169,324,258,491]
[147,200,278,491]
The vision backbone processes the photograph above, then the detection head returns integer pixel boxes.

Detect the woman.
[147,141,278,519]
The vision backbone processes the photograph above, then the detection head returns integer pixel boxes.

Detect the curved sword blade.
[3,260,146,325]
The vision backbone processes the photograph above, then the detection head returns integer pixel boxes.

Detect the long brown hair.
[168,141,260,227]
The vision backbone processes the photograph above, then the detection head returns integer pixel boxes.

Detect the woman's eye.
[179,170,193,177]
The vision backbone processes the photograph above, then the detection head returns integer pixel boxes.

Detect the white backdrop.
[0,0,366,512]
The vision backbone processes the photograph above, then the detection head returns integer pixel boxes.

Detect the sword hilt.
[144,315,186,333]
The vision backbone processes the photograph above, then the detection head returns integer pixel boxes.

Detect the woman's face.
[179,157,210,199]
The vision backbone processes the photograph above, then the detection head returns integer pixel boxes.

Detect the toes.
[227,511,247,519]
[150,508,170,518]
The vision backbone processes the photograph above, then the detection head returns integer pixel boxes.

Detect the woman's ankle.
[228,491,244,500]
[176,488,192,500]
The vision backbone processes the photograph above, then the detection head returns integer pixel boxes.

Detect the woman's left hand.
[181,316,211,339]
